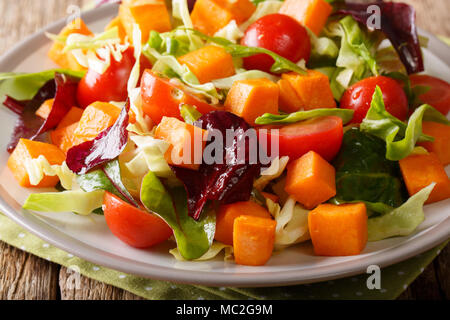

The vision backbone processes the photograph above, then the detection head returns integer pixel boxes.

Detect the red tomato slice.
[410,74,450,116]
[103,192,172,249]
[258,116,344,162]
[140,70,218,124]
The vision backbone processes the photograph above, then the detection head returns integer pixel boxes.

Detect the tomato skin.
[410,75,450,116]
[241,13,311,73]
[340,76,408,124]
[258,116,344,162]
[103,192,172,249]
[140,70,218,124]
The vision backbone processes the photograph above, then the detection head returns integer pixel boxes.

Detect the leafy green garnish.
[368,183,435,241]
[255,108,354,125]
[0,69,85,101]
[332,127,407,213]
[141,171,215,260]
[180,104,202,125]
[360,86,450,161]
[23,190,105,216]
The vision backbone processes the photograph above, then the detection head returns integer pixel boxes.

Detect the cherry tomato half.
[241,13,311,73]
[340,76,408,124]
[140,70,218,124]
[258,116,344,162]
[103,192,172,249]
[77,47,152,109]
[410,74,450,116]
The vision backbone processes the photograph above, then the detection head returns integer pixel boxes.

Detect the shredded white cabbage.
[254,156,289,191]
[212,69,279,90]
[25,156,76,190]
[127,24,142,94]
[266,197,310,250]
[126,87,153,135]
[172,0,203,51]
[214,20,244,43]
[170,242,233,262]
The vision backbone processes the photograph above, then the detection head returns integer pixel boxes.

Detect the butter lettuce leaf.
[23,190,105,216]
[141,171,215,260]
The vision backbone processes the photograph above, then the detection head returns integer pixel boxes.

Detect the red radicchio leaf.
[5,73,80,152]
[335,1,424,74]
[171,111,261,220]
[66,100,130,175]
[6,80,56,152]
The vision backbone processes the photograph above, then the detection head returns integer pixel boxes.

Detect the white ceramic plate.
[0,3,449,288]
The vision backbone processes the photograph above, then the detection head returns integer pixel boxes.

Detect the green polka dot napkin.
[0,212,447,300]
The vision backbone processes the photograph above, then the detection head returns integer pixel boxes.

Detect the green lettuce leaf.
[23,190,105,216]
[141,171,215,260]
[0,69,85,101]
[333,127,407,212]
[360,86,450,161]
[368,183,435,241]
[255,108,354,125]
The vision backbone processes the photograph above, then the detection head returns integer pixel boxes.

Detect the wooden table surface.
[0,0,449,300]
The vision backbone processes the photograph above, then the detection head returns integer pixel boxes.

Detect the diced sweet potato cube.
[285,151,336,209]
[56,106,84,130]
[105,16,127,43]
[308,203,368,256]
[7,139,66,188]
[119,0,172,44]
[191,0,256,35]
[399,153,450,204]
[233,215,276,266]
[35,99,55,120]
[48,18,93,70]
[225,78,279,125]
[277,79,303,113]
[74,102,121,143]
[215,201,272,245]
[281,70,336,111]
[418,122,450,165]
[154,117,208,170]
[178,46,236,84]
[280,0,333,35]
[51,122,84,154]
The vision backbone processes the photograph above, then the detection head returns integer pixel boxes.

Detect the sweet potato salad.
[1,0,449,265]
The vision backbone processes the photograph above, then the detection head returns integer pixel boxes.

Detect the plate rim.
[0,3,449,288]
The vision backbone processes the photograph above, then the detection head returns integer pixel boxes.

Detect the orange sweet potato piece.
[48,18,93,70]
[105,16,127,43]
[233,215,276,266]
[154,117,208,170]
[74,102,121,143]
[281,70,336,111]
[191,0,256,35]
[7,139,66,188]
[225,78,279,125]
[56,106,84,130]
[399,153,450,204]
[261,192,279,203]
[285,151,336,209]
[35,99,55,120]
[178,46,236,84]
[51,122,84,154]
[308,203,368,256]
[119,0,171,44]
[418,122,450,165]
[280,0,333,35]
[215,201,272,245]
[277,79,303,113]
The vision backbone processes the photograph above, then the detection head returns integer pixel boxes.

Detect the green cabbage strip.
[23,190,105,216]
[368,183,436,241]
[360,86,450,161]
[212,70,278,90]
[140,171,215,260]
[255,108,355,125]
[0,69,85,101]
[180,104,202,125]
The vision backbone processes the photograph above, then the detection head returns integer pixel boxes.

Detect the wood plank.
[0,241,59,299]
[59,267,144,300]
